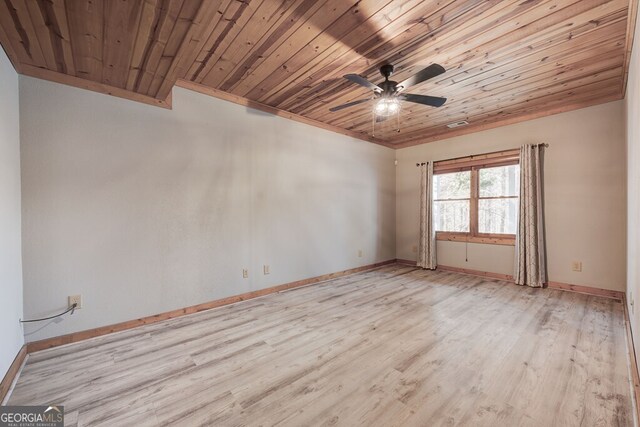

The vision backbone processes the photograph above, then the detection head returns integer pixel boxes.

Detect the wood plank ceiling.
[0,0,636,147]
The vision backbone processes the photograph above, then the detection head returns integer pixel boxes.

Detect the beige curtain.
[418,162,436,270]
[515,144,546,287]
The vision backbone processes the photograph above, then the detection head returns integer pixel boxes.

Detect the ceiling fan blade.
[397,64,446,91]
[401,93,447,107]
[344,74,382,93]
[329,98,373,112]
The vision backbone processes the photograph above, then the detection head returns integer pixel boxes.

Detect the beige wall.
[0,46,23,382]
[19,77,396,342]
[396,101,626,291]
[626,16,640,361]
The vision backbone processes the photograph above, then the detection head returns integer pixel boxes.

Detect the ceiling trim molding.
[392,94,623,149]
[20,64,173,109]
[622,0,639,97]
[175,79,393,148]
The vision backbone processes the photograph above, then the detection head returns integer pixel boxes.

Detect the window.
[478,165,519,235]
[433,150,520,245]
[433,171,470,232]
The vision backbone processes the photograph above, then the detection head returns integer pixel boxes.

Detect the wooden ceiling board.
[270,0,628,138]
[189,0,268,83]
[0,0,636,147]
[0,0,45,67]
[377,34,627,139]
[102,0,145,88]
[322,57,622,134]
[145,0,204,96]
[66,0,104,83]
[154,1,225,98]
[276,0,534,113]
[199,0,312,90]
[183,0,233,80]
[331,33,626,133]
[324,31,626,123]
[265,0,499,112]
[212,1,344,92]
[218,0,367,95]
[250,0,436,105]
[0,15,23,71]
[126,0,159,90]
[225,0,400,96]
[309,1,629,136]
[297,0,624,119]
[133,0,184,94]
[23,0,58,69]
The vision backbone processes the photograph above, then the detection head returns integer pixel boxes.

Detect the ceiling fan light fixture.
[374,98,401,116]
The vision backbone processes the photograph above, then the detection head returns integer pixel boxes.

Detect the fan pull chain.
[372,111,376,137]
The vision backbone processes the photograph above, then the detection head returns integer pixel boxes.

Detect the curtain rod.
[415,143,549,167]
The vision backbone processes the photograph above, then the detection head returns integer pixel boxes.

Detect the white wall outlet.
[571,261,582,272]
[263,265,270,275]
[69,295,82,309]
[358,249,363,258]
[242,269,248,278]
[412,245,418,253]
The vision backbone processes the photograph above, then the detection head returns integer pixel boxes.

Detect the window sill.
[436,233,515,246]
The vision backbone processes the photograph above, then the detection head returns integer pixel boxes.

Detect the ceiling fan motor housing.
[378,80,398,96]
[380,64,394,78]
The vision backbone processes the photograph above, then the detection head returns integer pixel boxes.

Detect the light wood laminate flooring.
[7,265,634,426]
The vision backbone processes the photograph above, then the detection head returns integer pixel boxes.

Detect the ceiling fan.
[329,63,447,121]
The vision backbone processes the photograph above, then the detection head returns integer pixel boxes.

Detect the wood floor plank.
[7,265,633,426]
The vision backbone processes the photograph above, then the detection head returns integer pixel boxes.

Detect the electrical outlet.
[358,249,363,258]
[68,295,82,309]
[242,269,248,278]
[263,265,270,275]
[571,261,582,272]
[412,245,418,253]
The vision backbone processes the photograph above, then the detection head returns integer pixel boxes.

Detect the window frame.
[433,149,519,246]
